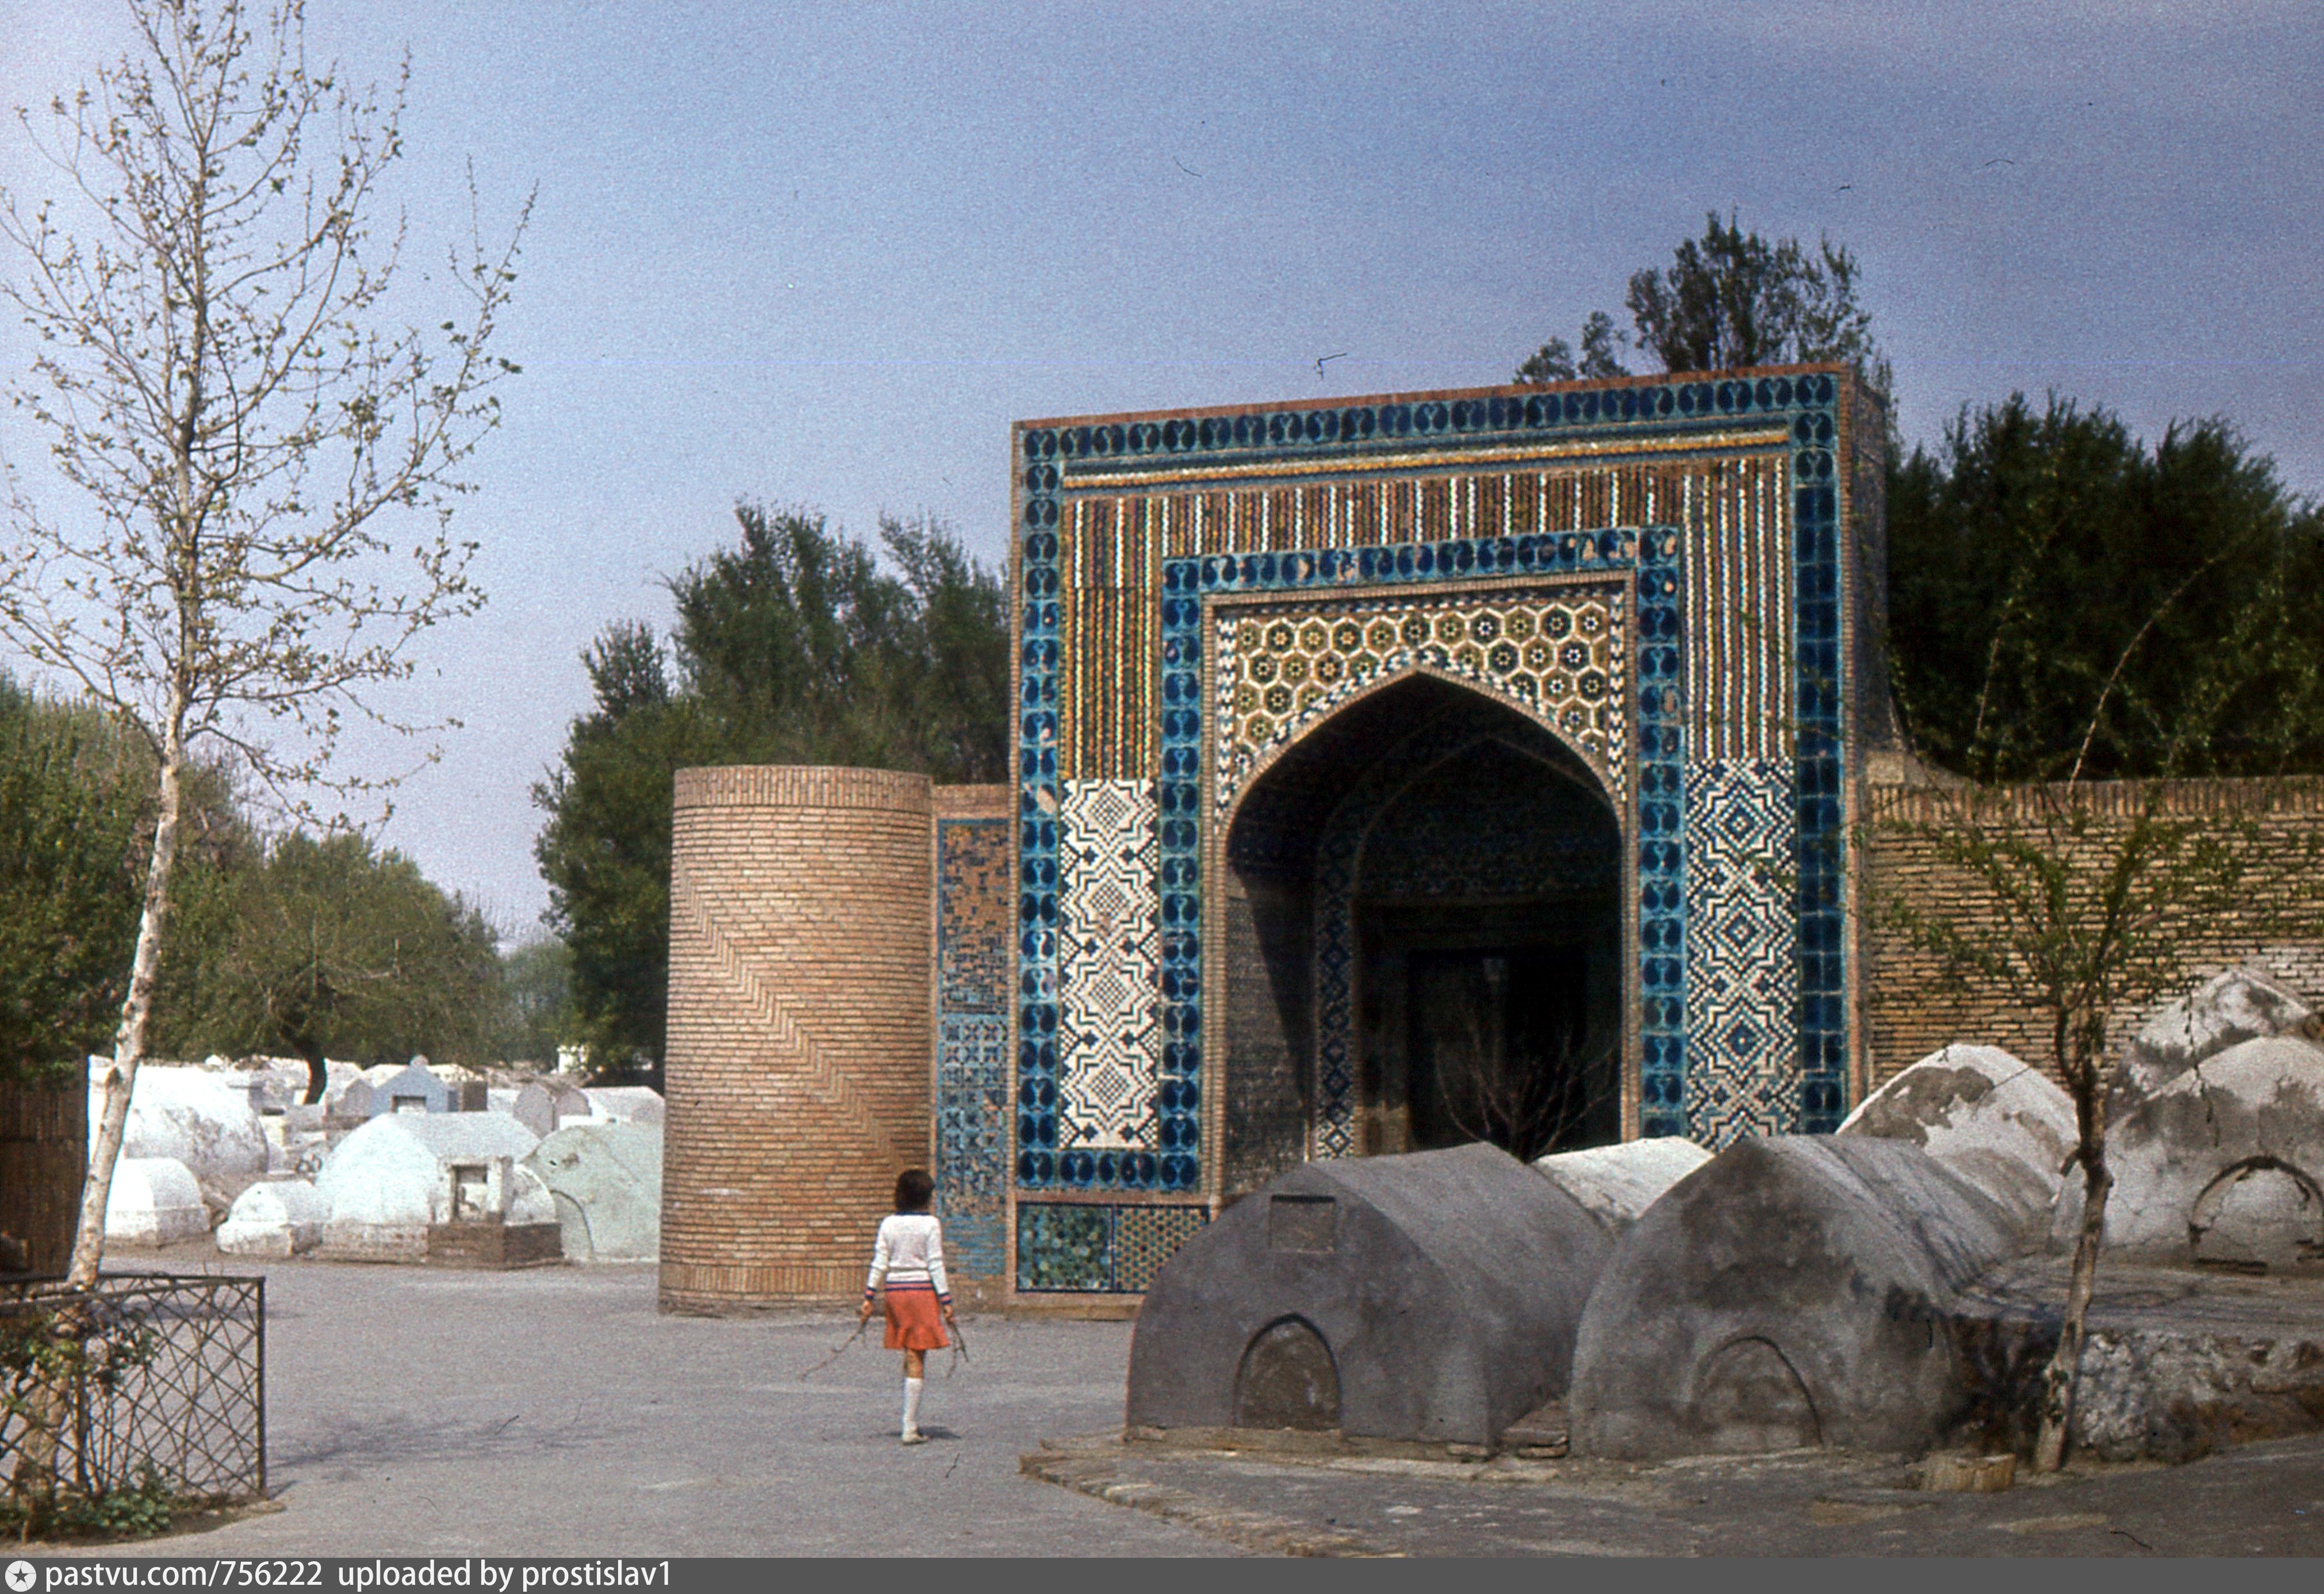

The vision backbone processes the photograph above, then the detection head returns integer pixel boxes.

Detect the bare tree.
[1426,955,1621,1162]
[0,0,528,1287]
[1872,538,2319,1470]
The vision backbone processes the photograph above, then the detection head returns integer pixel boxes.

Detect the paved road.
[84,1258,1236,1558]
[59,1255,2324,1557]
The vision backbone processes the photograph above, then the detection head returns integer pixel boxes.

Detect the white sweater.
[864,1212,950,1302]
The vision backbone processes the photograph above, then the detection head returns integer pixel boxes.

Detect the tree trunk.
[302,1048,329,1107]
[2034,1098,2112,1472]
[65,723,187,1290]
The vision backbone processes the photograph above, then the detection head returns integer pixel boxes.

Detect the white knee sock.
[902,1376,924,1434]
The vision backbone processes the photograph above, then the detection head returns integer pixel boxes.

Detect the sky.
[2,1,2319,938]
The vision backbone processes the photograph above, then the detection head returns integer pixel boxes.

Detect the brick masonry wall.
[1863,778,2324,1087]
[661,767,936,1310]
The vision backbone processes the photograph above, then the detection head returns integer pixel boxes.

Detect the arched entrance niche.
[1220,674,1624,1197]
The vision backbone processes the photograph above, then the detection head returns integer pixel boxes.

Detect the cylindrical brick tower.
[659,766,935,1311]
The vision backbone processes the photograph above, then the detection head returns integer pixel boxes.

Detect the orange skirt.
[881,1282,949,1351]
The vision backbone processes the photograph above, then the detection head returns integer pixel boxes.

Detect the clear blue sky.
[4,1,2319,936]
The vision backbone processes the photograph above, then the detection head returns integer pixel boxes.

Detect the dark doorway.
[1406,943,1609,1158]
[1221,673,1624,1194]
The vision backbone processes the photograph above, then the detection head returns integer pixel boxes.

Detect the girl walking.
[858,1167,957,1444]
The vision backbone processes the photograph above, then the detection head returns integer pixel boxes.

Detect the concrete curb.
[1020,1434,1398,1557]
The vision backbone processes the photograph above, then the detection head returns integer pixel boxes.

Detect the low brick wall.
[1862,778,2324,1086]
[426,1219,563,1269]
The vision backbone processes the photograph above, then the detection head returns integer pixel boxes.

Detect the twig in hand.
[799,1316,871,1379]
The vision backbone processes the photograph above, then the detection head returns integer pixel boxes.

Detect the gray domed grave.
[1568,1133,2039,1459]
[1125,1142,1611,1449]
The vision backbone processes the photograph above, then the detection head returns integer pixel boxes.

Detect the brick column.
[659,767,934,1311]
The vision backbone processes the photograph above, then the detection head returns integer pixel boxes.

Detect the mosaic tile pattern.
[935,1014,1008,1277]
[1059,582,1159,780]
[1115,1205,1210,1293]
[938,817,1011,1013]
[1213,588,1628,818]
[1681,484,1794,763]
[1017,451,1068,1191]
[1015,1204,1111,1293]
[1016,371,1862,1209]
[1682,760,1801,1148]
[1057,779,1163,1151]
[1632,531,1691,1137]
[934,817,1011,1278]
[1014,1202,1210,1293]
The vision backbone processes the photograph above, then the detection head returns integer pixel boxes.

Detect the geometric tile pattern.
[1682,759,1801,1148]
[934,816,1012,1278]
[1057,779,1163,1151]
[1116,1205,1211,1293]
[1202,532,1684,1155]
[935,1014,1010,1278]
[1213,588,1628,816]
[1015,371,1862,1220]
[1014,1201,1209,1293]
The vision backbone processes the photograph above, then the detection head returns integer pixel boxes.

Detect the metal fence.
[1,1273,265,1504]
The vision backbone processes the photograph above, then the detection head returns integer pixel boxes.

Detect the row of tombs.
[1128,967,2324,1462]
[80,1055,663,1269]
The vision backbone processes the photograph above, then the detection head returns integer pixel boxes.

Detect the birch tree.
[0,0,528,1286]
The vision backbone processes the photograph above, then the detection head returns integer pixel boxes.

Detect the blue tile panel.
[1176,530,1684,1155]
[1015,1202,1209,1293]
[1016,371,1855,1194]
[934,817,1011,1278]
[1789,405,1849,1131]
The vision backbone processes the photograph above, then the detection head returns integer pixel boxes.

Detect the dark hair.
[894,1168,934,1213]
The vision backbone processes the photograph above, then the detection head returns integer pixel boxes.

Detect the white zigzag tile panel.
[1058,778,1162,1149]
[1682,758,1800,1149]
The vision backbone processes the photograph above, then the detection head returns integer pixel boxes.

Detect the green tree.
[1889,393,2324,778]
[0,679,143,1085]
[0,677,250,1086]
[532,627,714,1078]
[534,505,1008,1072]
[1518,210,1892,404]
[157,830,505,1100]
[1870,405,2322,1467]
[0,0,526,1286]
[498,936,574,1067]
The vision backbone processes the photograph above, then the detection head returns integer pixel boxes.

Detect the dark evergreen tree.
[534,505,1008,1072]
[1888,393,2324,779]
[0,680,144,1085]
